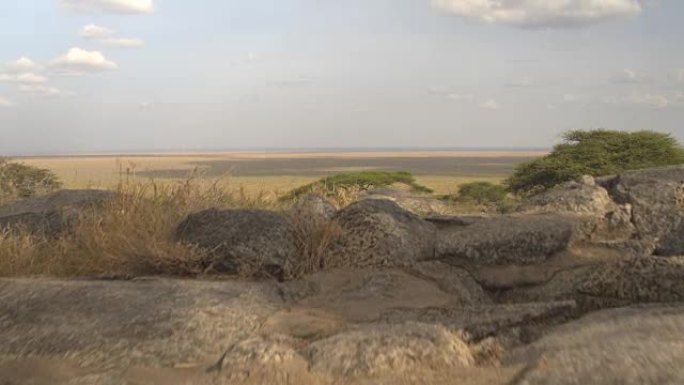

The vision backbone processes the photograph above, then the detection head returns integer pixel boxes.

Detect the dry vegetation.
[0,151,538,278]
[0,175,359,279]
[0,177,280,277]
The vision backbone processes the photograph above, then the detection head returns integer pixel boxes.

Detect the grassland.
[16,150,543,195]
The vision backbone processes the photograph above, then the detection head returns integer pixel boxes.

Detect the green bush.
[0,159,62,201]
[282,171,432,201]
[506,130,684,196]
[455,182,507,205]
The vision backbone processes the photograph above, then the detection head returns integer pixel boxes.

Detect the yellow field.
[17,151,543,195]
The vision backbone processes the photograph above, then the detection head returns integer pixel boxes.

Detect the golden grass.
[16,152,521,195]
[0,177,280,278]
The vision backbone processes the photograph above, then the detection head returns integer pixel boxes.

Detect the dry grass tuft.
[0,177,279,278]
[286,208,343,280]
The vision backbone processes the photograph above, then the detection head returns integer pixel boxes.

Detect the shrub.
[455,182,508,205]
[281,171,433,201]
[506,130,684,196]
[0,159,62,202]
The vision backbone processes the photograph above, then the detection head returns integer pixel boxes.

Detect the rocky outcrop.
[291,193,337,220]
[327,199,437,268]
[505,305,684,385]
[307,322,474,377]
[361,188,449,216]
[600,166,684,255]
[0,189,117,236]
[517,176,617,216]
[436,214,579,265]
[176,209,297,277]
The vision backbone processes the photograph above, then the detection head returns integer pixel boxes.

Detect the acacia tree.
[0,158,62,201]
[506,129,684,196]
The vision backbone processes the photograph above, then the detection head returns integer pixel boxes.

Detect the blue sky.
[0,0,683,154]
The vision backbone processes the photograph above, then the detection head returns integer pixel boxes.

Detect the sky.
[0,0,683,155]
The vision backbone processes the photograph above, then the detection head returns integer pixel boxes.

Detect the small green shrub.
[455,182,508,205]
[506,130,684,196]
[281,171,433,201]
[0,159,62,202]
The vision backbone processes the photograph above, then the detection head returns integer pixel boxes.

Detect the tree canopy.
[282,170,432,200]
[506,130,684,196]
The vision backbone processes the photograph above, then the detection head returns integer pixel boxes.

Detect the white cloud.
[0,72,48,84]
[613,68,647,83]
[102,37,145,48]
[5,57,41,72]
[0,96,14,108]
[49,47,118,73]
[603,91,684,109]
[480,99,500,110]
[61,0,153,14]
[446,93,474,101]
[432,0,642,29]
[19,85,69,97]
[80,24,115,39]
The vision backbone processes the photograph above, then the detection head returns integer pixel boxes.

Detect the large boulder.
[517,176,636,243]
[290,193,337,220]
[577,255,684,309]
[306,322,474,377]
[517,176,617,216]
[0,189,117,236]
[499,255,684,312]
[600,166,684,255]
[436,214,579,266]
[361,188,449,216]
[505,305,684,385]
[327,199,437,268]
[176,209,297,276]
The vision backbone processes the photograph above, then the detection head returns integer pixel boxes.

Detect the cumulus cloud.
[612,68,647,84]
[0,96,14,108]
[61,0,153,14]
[102,37,144,48]
[432,0,643,29]
[80,23,114,39]
[19,85,70,97]
[79,24,144,48]
[480,99,500,110]
[0,72,48,84]
[446,93,475,101]
[5,57,41,72]
[49,47,118,73]
[603,91,684,109]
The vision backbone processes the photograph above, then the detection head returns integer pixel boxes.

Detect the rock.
[379,301,577,344]
[600,166,684,255]
[306,322,474,377]
[213,334,316,384]
[293,268,456,322]
[407,261,491,305]
[517,177,616,216]
[362,188,449,216]
[0,278,279,370]
[260,307,347,340]
[0,189,117,236]
[505,305,684,385]
[577,255,684,309]
[436,214,579,266]
[328,199,437,268]
[291,193,337,220]
[176,208,297,276]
